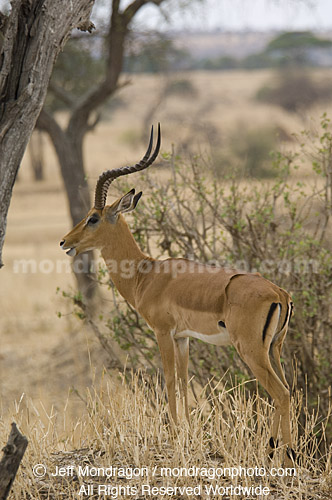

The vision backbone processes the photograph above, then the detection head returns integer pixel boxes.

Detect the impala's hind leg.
[243,352,295,467]
[267,328,290,457]
[269,329,289,390]
[174,338,190,423]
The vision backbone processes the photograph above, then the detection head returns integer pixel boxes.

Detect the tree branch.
[67,0,166,139]
[123,0,165,21]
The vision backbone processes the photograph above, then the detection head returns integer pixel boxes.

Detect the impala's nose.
[60,240,65,247]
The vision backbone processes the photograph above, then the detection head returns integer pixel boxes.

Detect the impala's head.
[60,124,161,257]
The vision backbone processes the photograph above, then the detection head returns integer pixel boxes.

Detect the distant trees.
[124,33,191,73]
[270,30,332,50]
[195,30,332,71]
[255,33,332,114]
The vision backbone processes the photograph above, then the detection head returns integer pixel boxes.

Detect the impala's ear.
[106,189,142,222]
[132,191,143,210]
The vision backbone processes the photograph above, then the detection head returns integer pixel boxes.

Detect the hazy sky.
[133,0,332,32]
[0,0,331,33]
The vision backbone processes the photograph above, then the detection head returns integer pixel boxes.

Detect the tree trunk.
[37,109,91,225]
[0,423,28,500]
[37,108,97,300]
[0,0,95,268]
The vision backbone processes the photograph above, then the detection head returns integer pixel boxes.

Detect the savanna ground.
[1,70,332,498]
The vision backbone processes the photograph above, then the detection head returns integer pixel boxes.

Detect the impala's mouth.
[60,240,77,257]
[66,247,77,257]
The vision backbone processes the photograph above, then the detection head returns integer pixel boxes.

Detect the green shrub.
[213,126,278,178]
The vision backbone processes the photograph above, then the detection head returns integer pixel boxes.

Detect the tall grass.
[1,372,331,499]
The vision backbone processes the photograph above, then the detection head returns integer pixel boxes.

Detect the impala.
[60,125,295,466]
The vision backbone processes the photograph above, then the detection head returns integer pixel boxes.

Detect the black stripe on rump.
[262,302,279,342]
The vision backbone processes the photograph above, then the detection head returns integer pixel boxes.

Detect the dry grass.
[1,372,331,499]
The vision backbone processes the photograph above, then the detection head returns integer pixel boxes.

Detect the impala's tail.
[267,300,293,347]
[267,300,293,390]
[262,302,281,344]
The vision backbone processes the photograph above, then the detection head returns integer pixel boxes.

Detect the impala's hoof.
[268,437,278,459]
[286,447,297,463]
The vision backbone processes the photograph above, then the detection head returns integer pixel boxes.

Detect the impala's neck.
[100,215,149,306]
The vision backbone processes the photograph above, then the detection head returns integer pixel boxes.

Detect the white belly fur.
[173,328,231,346]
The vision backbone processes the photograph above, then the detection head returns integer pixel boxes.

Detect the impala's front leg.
[155,330,177,425]
[174,337,190,423]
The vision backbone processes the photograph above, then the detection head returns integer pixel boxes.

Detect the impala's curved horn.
[94,124,161,210]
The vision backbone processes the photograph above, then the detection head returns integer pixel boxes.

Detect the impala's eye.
[87,214,100,225]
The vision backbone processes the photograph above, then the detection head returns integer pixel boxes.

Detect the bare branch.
[123,0,165,23]
[68,0,166,137]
